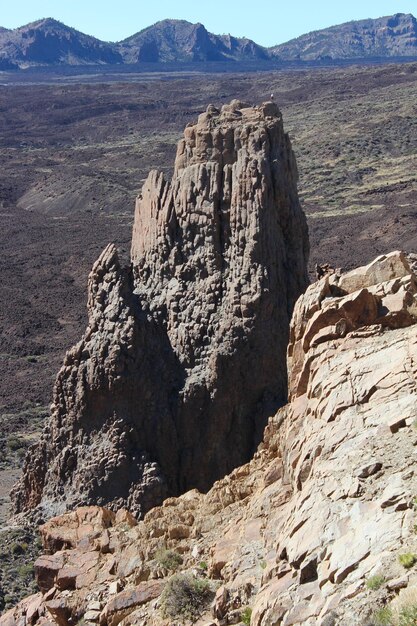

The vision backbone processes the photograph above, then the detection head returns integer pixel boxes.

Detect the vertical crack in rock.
[12,100,309,519]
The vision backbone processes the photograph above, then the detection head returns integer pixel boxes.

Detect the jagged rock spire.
[13,100,309,519]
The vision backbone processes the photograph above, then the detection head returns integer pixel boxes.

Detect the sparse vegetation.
[18,563,34,579]
[371,585,417,625]
[398,605,417,626]
[6,436,27,452]
[367,574,386,590]
[154,548,183,572]
[0,528,41,611]
[241,607,252,625]
[373,606,393,626]
[199,561,208,571]
[159,573,212,620]
[398,553,417,569]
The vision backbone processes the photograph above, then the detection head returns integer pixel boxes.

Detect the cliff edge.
[3,251,417,626]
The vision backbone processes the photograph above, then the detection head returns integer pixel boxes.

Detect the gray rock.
[12,101,309,519]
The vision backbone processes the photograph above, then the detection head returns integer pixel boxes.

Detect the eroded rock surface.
[12,100,309,519]
[4,252,417,626]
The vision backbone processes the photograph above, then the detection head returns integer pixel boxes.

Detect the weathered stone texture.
[12,100,309,519]
[4,252,416,626]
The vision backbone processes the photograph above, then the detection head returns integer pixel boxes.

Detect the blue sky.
[3,1,417,46]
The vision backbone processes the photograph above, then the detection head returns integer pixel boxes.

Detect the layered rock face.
[3,252,417,626]
[12,100,309,519]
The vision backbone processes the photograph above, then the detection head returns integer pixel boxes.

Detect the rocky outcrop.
[4,252,417,626]
[12,100,309,519]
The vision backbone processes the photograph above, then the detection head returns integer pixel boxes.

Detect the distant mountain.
[0,18,122,67]
[271,13,417,60]
[2,14,417,70]
[118,19,268,63]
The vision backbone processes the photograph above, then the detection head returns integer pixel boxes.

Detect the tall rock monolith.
[12,100,309,519]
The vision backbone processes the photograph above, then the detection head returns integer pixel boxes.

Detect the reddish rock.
[40,507,116,552]
[100,580,164,626]
[26,593,44,624]
[44,598,71,626]
[55,566,81,590]
[35,553,65,593]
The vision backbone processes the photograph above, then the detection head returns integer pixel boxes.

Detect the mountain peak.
[20,17,69,31]
[119,18,267,62]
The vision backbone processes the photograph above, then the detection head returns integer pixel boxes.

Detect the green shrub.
[398,553,417,569]
[366,575,386,591]
[18,563,34,579]
[11,542,27,555]
[241,607,252,625]
[7,436,23,451]
[399,604,417,626]
[373,606,393,625]
[199,561,208,571]
[160,573,212,620]
[154,548,183,571]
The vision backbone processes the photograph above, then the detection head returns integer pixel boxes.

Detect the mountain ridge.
[271,12,417,60]
[2,14,417,68]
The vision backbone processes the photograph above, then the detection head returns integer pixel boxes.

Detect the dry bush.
[160,573,213,620]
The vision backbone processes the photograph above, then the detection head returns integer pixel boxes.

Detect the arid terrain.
[1,62,417,609]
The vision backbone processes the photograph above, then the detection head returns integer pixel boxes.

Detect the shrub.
[391,586,417,626]
[160,573,212,620]
[18,563,34,579]
[372,606,393,625]
[398,605,417,626]
[11,542,28,555]
[7,436,23,451]
[154,548,183,571]
[241,607,252,625]
[398,553,417,569]
[199,561,208,571]
[367,575,386,591]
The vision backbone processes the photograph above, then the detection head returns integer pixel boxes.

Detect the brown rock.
[55,566,81,590]
[12,100,309,519]
[100,580,164,626]
[40,507,116,552]
[26,593,44,625]
[387,575,409,591]
[4,251,417,626]
[35,553,65,593]
[44,598,71,626]
[213,585,229,619]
